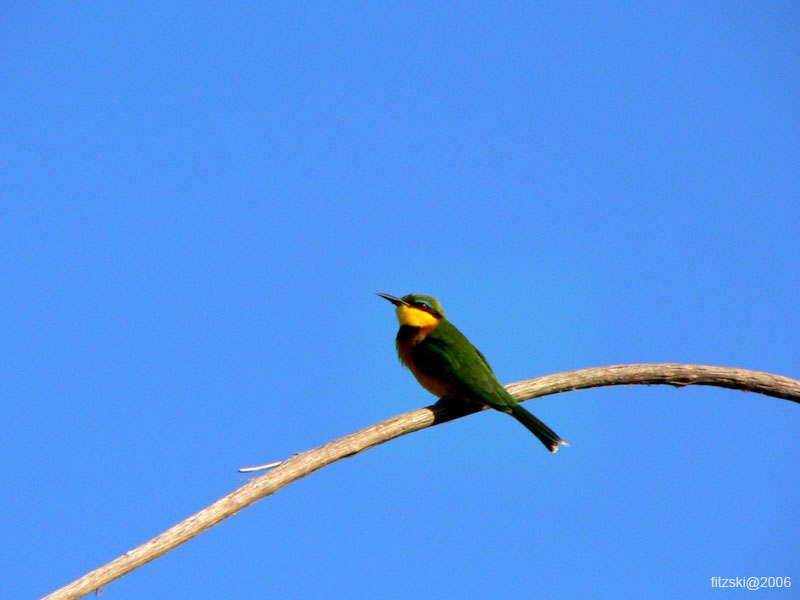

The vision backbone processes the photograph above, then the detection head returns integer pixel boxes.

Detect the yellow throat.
[396,304,440,329]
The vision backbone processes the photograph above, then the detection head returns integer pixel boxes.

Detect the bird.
[377,293,568,452]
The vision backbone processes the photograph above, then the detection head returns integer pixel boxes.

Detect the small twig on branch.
[238,459,284,473]
[40,363,800,600]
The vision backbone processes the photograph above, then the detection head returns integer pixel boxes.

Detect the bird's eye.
[414,300,430,309]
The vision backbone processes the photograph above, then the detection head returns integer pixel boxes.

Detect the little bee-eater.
[378,293,568,452]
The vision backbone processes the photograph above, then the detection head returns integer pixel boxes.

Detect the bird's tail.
[508,402,568,453]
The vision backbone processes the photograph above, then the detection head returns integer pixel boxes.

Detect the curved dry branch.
[41,363,800,600]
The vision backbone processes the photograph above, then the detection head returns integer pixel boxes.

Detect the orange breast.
[396,332,452,398]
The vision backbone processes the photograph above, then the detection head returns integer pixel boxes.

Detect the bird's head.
[377,293,444,328]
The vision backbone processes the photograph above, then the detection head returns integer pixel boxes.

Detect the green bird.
[378,293,568,452]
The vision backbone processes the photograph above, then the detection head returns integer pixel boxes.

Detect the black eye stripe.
[411,300,441,318]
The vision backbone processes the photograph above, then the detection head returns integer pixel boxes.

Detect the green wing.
[411,319,513,410]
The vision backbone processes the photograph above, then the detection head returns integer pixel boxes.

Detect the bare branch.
[40,363,799,600]
[505,363,800,404]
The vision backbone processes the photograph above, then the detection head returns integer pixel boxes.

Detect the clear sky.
[3,3,799,599]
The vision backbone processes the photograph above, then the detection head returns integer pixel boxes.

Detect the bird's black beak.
[376,293,409,307]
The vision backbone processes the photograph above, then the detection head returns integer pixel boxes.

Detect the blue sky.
[3,3,798,598]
